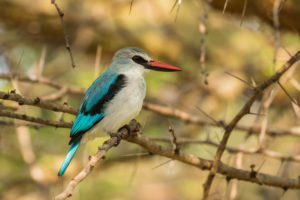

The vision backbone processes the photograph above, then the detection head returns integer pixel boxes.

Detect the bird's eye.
[132,55,147,64]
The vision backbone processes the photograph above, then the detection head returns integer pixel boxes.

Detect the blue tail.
[58,138,81,176]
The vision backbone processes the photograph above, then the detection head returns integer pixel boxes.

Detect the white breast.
[82,72,146,142]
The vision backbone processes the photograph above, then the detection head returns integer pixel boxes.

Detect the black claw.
[109,133,122,146]
[118,124,131,133]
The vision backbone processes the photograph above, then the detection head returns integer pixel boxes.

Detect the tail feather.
[58,138,81,176]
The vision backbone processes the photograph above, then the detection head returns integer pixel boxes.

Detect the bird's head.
[110,47,181,74]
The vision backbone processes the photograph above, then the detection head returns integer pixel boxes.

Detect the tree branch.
[55,120,300,200]
[54,127,130,200]
[151,137,300,162]
[1,88,299,137]
[0,91,77,115]
[202,50,300,199]
[143,102,300,137]
[126,123,300,189]
[0,110,72,128]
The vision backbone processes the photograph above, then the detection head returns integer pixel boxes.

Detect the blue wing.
[69,71,127,144]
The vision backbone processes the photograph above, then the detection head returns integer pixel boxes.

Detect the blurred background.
[0,0,300,199]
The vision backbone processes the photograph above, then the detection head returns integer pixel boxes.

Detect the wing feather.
[69,72,126,144]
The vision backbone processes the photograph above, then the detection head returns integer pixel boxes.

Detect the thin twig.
[199,0,210,84]
[228,135,249,200]
[51,0,75,68]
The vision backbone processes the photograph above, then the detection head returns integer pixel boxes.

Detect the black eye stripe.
[132,55,147,64]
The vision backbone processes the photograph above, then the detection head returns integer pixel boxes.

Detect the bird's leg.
[109,132,122,147]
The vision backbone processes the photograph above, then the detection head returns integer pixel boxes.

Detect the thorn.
[225,71,254,89]
[251,77,257,87]
[151,159,172,170]
[277,81,300,107]
[18,100,24,105]
[282,46,292,58]
[195,106,225,129]
[250,164,257,178]
[248,112,265,116]
[34,97,40,104]
[226,176,231,183]
[257,159,266,172]
[201,165,210,170]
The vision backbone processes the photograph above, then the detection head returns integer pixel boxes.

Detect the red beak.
[146,60,182,72]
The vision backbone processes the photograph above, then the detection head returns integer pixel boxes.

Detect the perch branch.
[55,120,300,200]
[54,128,128,200]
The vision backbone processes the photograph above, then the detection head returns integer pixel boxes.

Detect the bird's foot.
[109,132,122,147]
[118,124,131,134]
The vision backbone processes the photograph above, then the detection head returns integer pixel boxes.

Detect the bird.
[58,47,181,176]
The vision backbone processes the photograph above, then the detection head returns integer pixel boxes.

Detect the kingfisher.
[58,47,181,176]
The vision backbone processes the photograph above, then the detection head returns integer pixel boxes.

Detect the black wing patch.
[69,74,127,144]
